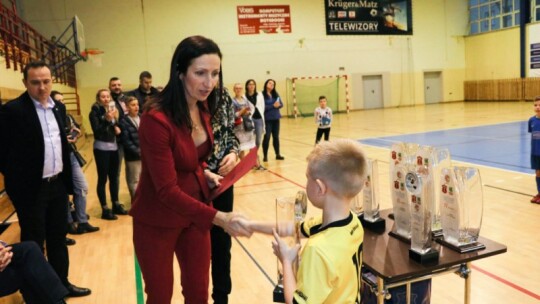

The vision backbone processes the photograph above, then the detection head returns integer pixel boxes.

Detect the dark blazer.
[119,115,141,161]
[129,107,217,230]
[0,92,73,204]
[126,86,159,113]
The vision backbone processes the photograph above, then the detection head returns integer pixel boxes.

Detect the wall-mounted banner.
[325,0,412,35]
[530,23,540,77]
[237,5,291,35]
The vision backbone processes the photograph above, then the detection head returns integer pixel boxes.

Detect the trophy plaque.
[438,167,485,253]
[389,143,418,242]
[273,191,308,302]
[405,170,439,264]
[358,159,385,232]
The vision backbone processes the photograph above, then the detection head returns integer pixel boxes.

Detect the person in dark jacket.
[0,241,68,303]
[119,96,141,199]
[0,61,90,297]
[88,89,128,220]
[50,91,99,235]
[126,71,159,113]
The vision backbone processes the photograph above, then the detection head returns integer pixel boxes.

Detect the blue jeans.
[253,118,264,148]
[68,152,89,224]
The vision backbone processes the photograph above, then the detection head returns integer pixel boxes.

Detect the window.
[469,0,522,34]
[535,0,540,21]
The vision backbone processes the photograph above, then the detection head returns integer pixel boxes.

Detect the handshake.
[213,211,297,238]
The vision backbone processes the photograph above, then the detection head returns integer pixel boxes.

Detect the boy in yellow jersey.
[244,139,367,304]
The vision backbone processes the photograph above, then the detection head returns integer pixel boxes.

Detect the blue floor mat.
[360,121,532,174]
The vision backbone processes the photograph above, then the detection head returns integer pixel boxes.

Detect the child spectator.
[529,95,540,204]
[314,96,332,144]
[243,139,367,303]
[119,96,141,199]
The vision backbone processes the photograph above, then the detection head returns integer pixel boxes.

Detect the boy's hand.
[272,229,300,264]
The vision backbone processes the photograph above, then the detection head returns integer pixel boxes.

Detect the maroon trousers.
[133,220,211,304]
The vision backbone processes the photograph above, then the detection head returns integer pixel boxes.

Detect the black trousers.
[315,127,331,144]
[210,186,234,304]
[13,178,70,287]
[0,241,68,303]
[262,119,281,158]
[93,149,120,207]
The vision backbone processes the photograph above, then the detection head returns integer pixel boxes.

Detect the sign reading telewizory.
[325,0,412,35]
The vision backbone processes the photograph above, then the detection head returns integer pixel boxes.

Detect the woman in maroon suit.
[130,36,249,304]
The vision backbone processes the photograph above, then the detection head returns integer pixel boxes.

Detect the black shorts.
[531,155,540,170]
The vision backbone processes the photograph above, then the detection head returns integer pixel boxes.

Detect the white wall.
[11,0,468,129]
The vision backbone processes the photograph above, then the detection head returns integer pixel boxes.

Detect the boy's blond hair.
[306,139,367,199]
[535,96,540,102]
[125,95,138,105]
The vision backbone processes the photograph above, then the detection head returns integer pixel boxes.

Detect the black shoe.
[112,202,128,215]
[65,237,76,246]
[76,222,100,234]
[263,156,268,162]
[65,283,91,297]
[55,300,67,304]
[276,155,285,160]
[101,208,118,220]
[67,223,78,235]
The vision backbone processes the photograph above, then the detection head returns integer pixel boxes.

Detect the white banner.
[529,23,540,77]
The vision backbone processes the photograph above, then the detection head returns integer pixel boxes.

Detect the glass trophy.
[274,191,307,303]
[438,167,485,253]
[357,159,385,232]
[431,148,451,238]
[351,192,363,215]
[405,168,439,264]
[389,142,418,241]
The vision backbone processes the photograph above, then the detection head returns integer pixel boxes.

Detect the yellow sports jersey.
[293,211,363,304]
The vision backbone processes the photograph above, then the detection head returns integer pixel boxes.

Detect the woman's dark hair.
[145,35,223,129]
[262,79,278,99]
[245,79,257,97]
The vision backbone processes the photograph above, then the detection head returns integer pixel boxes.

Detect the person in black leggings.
[88,89,128,220]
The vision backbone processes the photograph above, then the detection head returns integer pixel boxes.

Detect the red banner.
[237,5,291,35]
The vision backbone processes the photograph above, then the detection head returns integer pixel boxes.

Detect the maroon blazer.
[129,107,217,230]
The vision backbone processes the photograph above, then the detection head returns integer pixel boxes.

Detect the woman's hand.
[213,211,252,237]
[218,152,238,176]
[204,169,223,189]
[67,127,81,143]
[105,109,116,122]
[0,245,13,272]
[114,125,121,135]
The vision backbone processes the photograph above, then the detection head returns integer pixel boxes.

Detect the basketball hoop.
[81,48,104,67]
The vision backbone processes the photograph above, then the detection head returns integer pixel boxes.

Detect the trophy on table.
[388,142,418,241]
[405,154,440,264]
[438,167,485,253]
[357,159,385,232]
[273,191,308,303]
[431,148,451,238]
